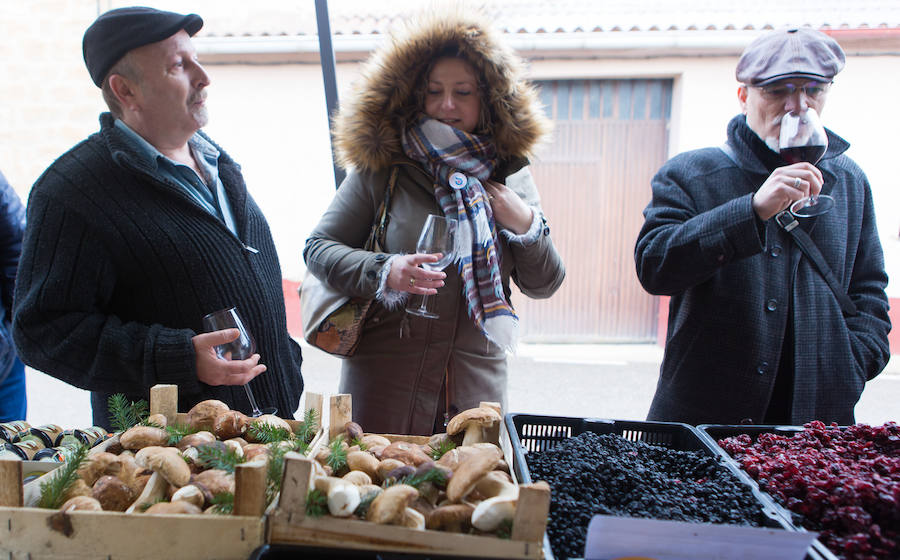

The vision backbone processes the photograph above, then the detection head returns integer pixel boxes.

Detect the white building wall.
[2,2,897,289]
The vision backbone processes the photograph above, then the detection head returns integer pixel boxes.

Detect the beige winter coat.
[303,12,565,435]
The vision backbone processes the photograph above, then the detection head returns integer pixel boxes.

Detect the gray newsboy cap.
[83,6,203,87]
[736,27,845,86]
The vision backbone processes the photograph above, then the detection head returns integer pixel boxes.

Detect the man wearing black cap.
[635,27,890,425]
[12,7,304,427]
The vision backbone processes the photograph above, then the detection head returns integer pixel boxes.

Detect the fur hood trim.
[332,9,551,173]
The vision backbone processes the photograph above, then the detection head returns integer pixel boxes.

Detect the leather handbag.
[300,166,399,357]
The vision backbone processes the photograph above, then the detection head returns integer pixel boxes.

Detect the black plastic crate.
[505,413,828,560]
[697,425,842,560]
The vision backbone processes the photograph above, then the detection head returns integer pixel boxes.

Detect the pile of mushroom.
[56,400,299,515]
[307,406,527,537]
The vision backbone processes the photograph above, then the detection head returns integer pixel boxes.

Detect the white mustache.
[188,91,207,105]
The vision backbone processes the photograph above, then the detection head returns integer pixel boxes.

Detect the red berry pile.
[718,421,899,560]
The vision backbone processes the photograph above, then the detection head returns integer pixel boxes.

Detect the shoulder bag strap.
[364,165,400,252]
[720,146,858,317]
[774,211,858,317]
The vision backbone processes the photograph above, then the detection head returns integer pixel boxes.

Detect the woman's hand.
[387,253,446,294]
[484,180,533,234]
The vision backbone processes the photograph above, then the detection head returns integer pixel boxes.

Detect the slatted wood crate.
[265,394,550,558]
[0,384,323,560]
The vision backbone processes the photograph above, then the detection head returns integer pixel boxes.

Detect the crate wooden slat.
[0,507,264,560]
[266,395,549,558]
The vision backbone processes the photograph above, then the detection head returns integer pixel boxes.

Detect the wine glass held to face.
[741,81,828,221]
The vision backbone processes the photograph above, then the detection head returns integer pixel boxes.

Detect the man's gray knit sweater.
[13,113,303,427]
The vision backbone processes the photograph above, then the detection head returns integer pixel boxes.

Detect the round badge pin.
[449,172,467,190]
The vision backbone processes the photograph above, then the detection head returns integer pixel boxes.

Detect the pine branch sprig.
[210,492,234,515]
[165,422,200,446]
[107,394,150,433]
[294,408,319,444]
[195,444,245,473]
[428,439,456,460]
[326,436,347,473]
[37,443,90,509]
[305,489,327,517]
[247,422,294,444]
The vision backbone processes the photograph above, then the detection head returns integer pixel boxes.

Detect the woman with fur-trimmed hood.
[303,10,565,435]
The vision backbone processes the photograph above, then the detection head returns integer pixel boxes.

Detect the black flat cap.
[83,6,203,87]
[736,27,845,87]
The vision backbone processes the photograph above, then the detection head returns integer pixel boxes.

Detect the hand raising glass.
[202,307,276,417]
[780,107,832,217]
[406,215,457,319]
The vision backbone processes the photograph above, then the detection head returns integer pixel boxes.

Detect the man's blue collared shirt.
[114,119,237,235]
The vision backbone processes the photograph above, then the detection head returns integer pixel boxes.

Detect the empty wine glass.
[202,307,276,417]
[406,215,458,319]
[779,107,832,217]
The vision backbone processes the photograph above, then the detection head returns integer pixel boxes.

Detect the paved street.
[24,342,899,429]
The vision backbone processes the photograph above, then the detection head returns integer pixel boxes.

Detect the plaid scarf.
[402,116,517,351]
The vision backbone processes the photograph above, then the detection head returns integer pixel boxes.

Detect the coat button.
[757,362,769,375]
[770,245,782,257]
[766,299,778,311]
[543,226,550,236]
[374,254,387,263]
[366,270,376,280]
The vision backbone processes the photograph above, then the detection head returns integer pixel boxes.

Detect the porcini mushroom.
[346,451,380,481]
[77,451,123,486]
[175,431,216,451]
[341,470,372,487]
[126,471,169,513]
[367,484,419,525]
[147,413,168,428]
[91,475,134,511]
[145,500,203,515]
[471,494,517,532]
[446,407,501,447]
[426,504,474,532]
[446,446,502,503]
[213,410,250,440]
[474,470,517,499]
[380,441,432,466]
[59,495,103,512]
[314,476,361,517]
[171,484,206,509]
[343,421,363,442]
[119,425,169,450]
[193,469,235,496]
[135,446,191,488]
[376,458,405,482]
[186,400,230,431]
[401,507,426,530]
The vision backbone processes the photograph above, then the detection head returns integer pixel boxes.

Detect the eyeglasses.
[753,82,831,101]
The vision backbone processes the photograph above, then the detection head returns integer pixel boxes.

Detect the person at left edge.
[12,7,303,429]
[0,169,26,423]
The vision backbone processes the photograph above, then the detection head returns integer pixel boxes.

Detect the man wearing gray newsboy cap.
[13,7,305,428]
[635,27,890,426]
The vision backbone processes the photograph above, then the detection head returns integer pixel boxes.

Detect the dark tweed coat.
[635,115,890,425]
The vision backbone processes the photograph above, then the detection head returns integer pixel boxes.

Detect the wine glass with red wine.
[779,107,832,217]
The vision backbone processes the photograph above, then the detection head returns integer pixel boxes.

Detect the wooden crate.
[0,384,324,560]
[266,394,550,558]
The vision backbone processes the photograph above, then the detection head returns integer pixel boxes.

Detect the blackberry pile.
[527,431,772,560]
